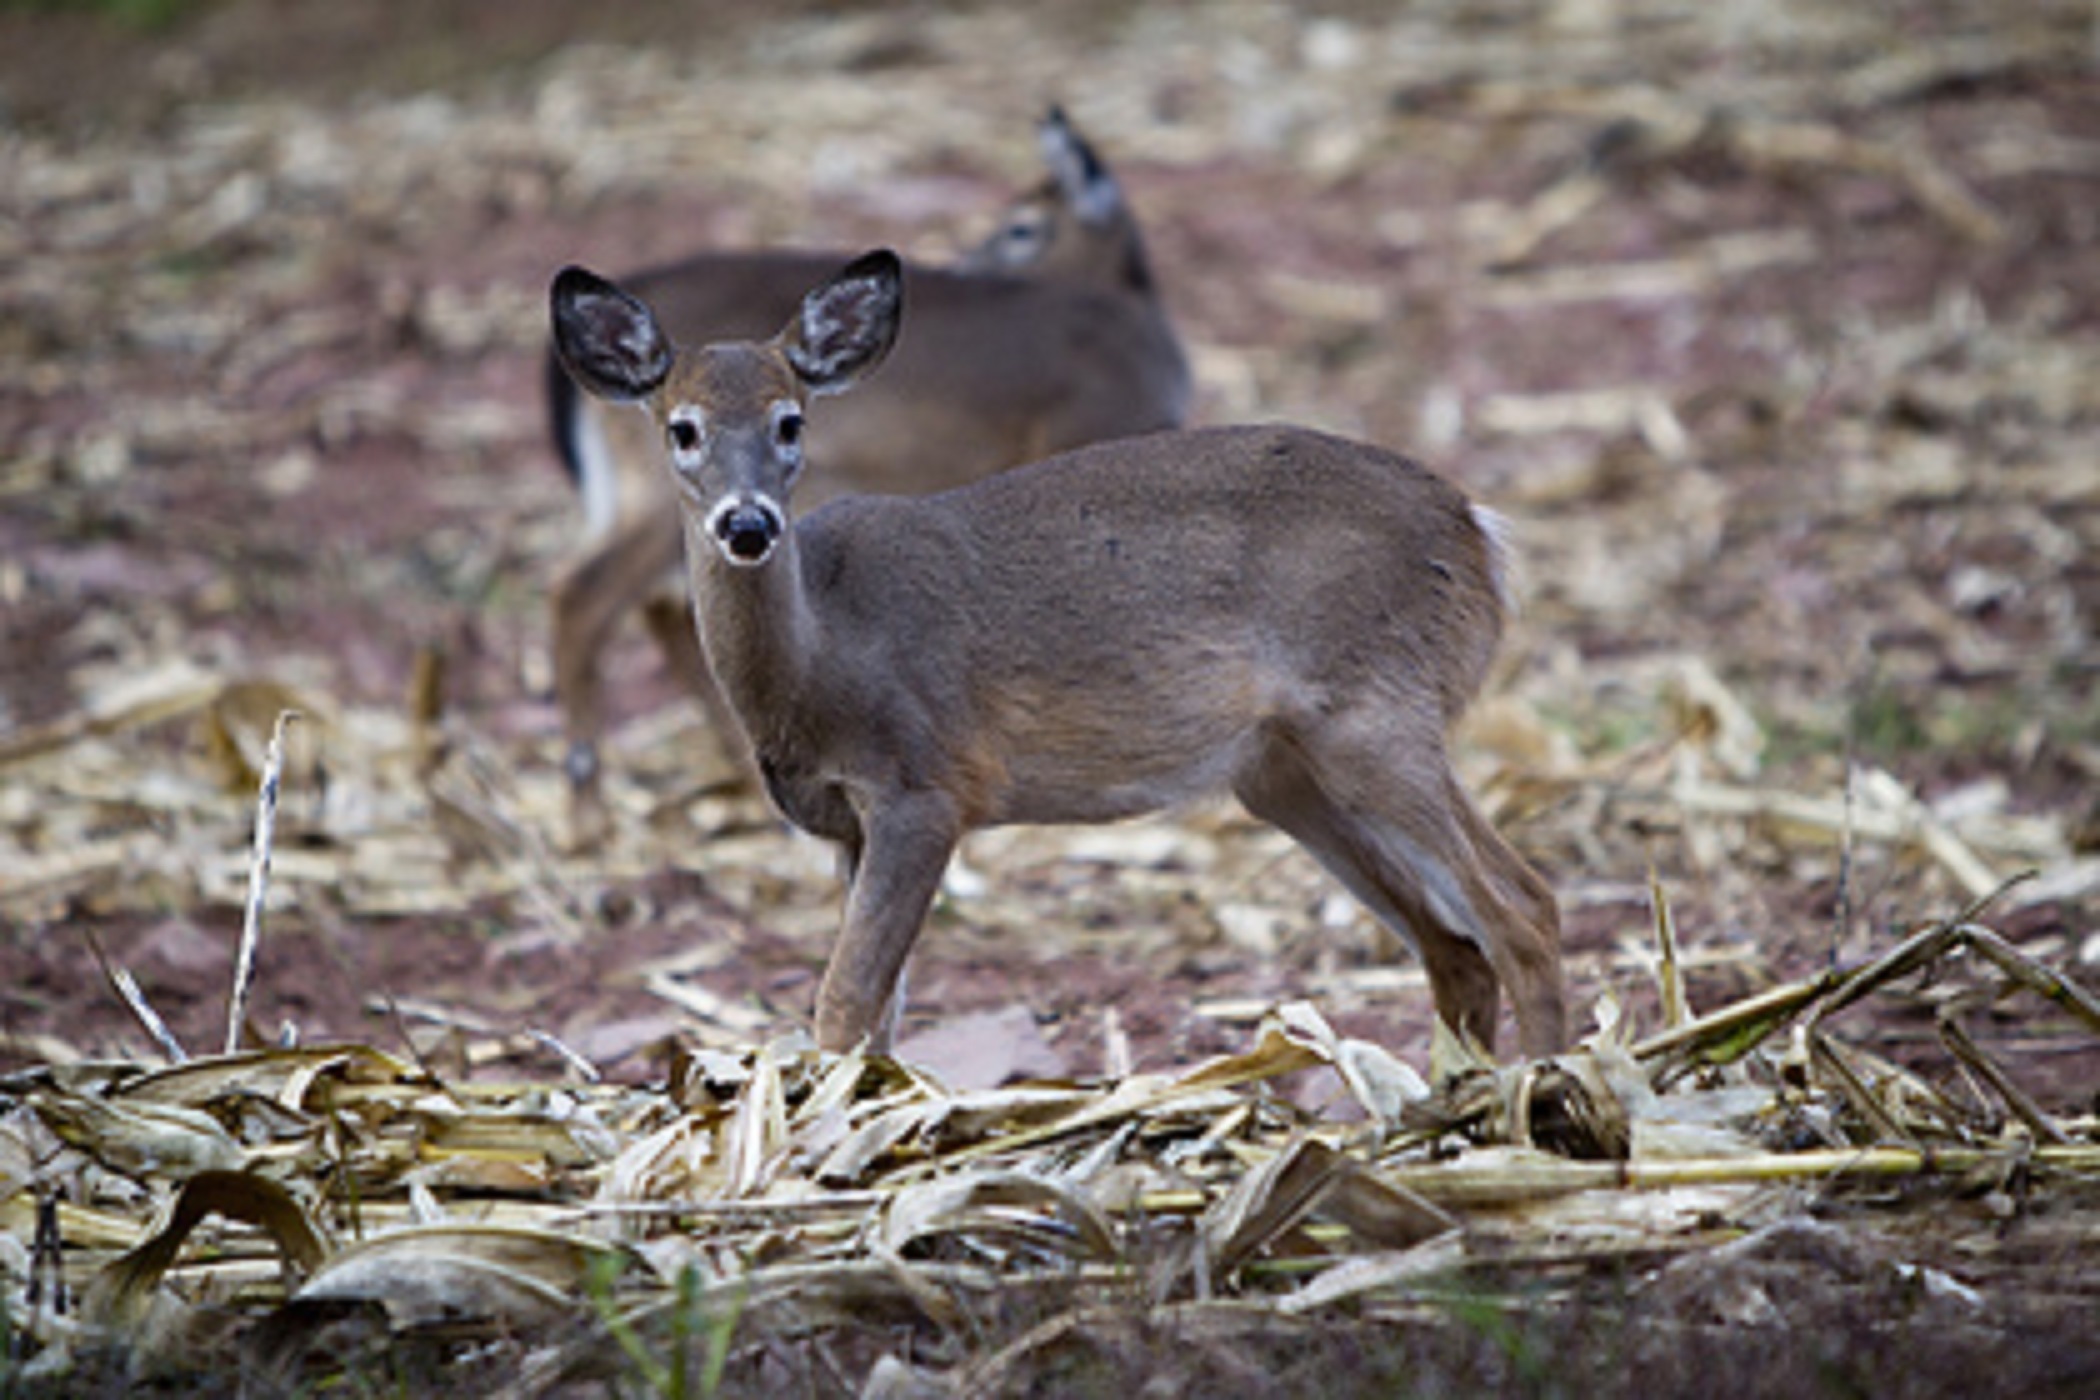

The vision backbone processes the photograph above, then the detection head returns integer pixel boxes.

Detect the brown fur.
[548,113,1187,845]
[549,252,1565,1060]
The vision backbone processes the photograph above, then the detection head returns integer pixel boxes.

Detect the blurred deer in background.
[547,109,1188,844]
[549,250,1565,1058]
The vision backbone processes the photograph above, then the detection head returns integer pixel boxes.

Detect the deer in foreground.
[547,109,1188,843]
[549,251,1566,1058]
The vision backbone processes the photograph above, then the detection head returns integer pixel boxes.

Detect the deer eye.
[776,411,804,449]
[1001,212,1048,260]
[667,419,700,453]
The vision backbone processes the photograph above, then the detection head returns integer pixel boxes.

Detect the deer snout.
[706,496,785,566]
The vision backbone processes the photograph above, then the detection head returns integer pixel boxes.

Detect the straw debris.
[2,891,2093,1390]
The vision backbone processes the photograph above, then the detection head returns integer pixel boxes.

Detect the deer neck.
[683,518,818,743]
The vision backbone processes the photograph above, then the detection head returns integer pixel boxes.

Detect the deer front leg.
[814,792,962,1053]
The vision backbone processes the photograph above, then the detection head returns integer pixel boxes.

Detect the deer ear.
[550,266,672,403]
[1039,105,1122,228]
[784,250,903,396]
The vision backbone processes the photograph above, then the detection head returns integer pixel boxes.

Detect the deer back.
[747,424,1509,829]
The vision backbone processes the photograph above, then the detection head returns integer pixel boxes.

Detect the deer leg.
[813,793,961,1054]
[1238,724,1562,1056]
[1447,772,1566,1056]
[636,592,706,698]
[550,511,686,847]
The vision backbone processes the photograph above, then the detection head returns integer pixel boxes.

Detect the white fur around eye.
[667,406,707,464]
[770,401,805,452]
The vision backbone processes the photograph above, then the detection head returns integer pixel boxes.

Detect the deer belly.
[971,679,1268,826]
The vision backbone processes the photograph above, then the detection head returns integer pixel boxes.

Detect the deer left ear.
[550,266,673,403]
[783,250,904,396]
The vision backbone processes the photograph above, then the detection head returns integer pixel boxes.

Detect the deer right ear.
[1039,105,1122,229]
[784,250,903,397]
[550,266,672,403]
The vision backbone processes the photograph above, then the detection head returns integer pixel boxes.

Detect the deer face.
[953,106,1145,294]
[550,252,904,570]
[656,347,806,566]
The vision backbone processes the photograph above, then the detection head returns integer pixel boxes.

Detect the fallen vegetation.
[4,793,2096,1393]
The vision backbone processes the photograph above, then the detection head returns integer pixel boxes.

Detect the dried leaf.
[86,1169,329,1328]
[29,1089,246,1180]
[283,1224,639,1330]
[882,1170,1118,1263]
[1200,1137,1344,1279]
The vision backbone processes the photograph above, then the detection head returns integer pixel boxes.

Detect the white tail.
[548,109,1187,843]
[549,251,1565,1058]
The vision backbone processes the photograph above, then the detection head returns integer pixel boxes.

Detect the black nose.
[714,502,782,562]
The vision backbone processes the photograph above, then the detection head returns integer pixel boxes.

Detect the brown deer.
[548,109,1188,842]
[549,251,1565,1059]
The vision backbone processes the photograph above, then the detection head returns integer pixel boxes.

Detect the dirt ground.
[2,1,2098,1389]
[6,0,2094,1084]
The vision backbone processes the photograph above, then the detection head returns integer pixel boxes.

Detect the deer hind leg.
[550,510,687,847]
[1446,771,1565,1055]
[638,591,760,786]
[1236,721,1564,1057]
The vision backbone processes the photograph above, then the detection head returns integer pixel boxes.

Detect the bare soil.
[4,0,2095,1107]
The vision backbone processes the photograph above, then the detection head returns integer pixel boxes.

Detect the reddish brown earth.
[2,2,2094,1117]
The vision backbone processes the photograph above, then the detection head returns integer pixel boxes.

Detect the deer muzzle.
[706,496,785,566]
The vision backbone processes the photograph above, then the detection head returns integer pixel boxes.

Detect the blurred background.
[2,1,2095,1091]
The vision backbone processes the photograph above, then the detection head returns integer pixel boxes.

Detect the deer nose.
[711,499,784,564]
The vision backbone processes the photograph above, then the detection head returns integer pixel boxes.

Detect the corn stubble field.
[2,0,2097,1394]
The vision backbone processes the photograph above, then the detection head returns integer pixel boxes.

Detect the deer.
[548,251,1567,1061]
[547,109,1188,844]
